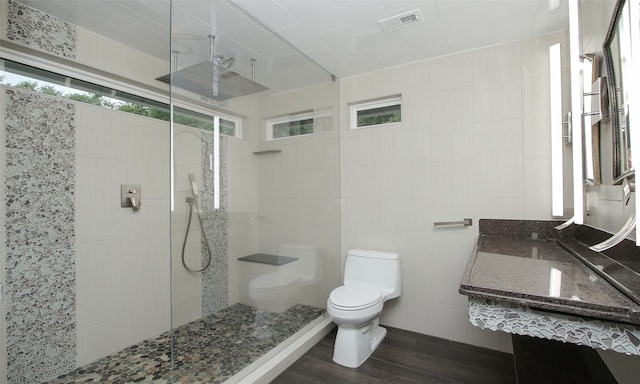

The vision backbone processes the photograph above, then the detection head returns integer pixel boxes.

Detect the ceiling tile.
[223,23,284,56]
[434,0,486,16]
[17,0,572,95]
[230,0,297,32]
[439,9,490,52]
[400,23,449,61]
[382,0,430,14]
[333,0,391,30]
[176,0,248,34]
[488,3,538,44]
[278,0,348,33]
[317,26,359,56]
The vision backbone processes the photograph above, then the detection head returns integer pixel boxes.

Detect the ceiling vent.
[377,9,424,33]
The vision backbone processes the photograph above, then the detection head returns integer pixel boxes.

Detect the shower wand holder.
[121,184,141,211]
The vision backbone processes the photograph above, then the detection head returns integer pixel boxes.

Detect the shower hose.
[181,196,213,273]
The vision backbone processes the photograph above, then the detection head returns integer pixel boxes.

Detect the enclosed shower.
[0,0,340,383]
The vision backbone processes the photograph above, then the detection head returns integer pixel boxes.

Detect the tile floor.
[42,303,325,383]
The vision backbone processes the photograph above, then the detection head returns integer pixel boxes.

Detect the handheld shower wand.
[182,173,212,273]
[189,173,199,204]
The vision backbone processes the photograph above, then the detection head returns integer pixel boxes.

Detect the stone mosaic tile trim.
[468,297,640,355]
[6,0,77,59]
[4,89,76,383]
[43,303,325,383]
[201,132,229,316]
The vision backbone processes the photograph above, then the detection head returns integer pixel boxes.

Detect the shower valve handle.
[128,196,140,210]
[121,184,141,211]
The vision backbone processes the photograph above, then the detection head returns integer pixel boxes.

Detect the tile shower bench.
[460,219,640,383]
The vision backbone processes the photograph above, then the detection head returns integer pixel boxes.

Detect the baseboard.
[233,317,335,384]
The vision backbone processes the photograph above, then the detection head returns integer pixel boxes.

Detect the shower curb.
[233,317,335,384]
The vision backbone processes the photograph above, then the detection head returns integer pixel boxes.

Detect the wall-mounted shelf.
[238,253,297,265]
[252,150,281,155]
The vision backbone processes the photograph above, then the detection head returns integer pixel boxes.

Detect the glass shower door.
[168,0,340,382]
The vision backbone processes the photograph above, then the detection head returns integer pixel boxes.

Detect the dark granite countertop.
[460,220,640,326]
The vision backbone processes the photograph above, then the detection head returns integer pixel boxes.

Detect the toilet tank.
[344,249,401,300]
[279,244,318,281]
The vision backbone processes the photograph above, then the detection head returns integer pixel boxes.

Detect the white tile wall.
[243,83,342,309]
[430,52,473,92]
[430,88,473,163]
[171,124,207,327]
[473,119,524,197]
[75,104,171,366]
[524,157,553,219]
[431,160,475,223]
[392,129,431,197]
[472,42,523,122]
[77,29,169,91]
[226,133,259,305]
[340,31,569,353]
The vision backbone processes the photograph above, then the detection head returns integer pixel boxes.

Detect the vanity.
[460,219,640,383]
[455,0,640,381]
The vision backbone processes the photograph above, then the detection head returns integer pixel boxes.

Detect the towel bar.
[433,218,472,227]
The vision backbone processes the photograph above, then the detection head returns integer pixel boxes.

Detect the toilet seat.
[249,273,300,293]
[329,285,383,311]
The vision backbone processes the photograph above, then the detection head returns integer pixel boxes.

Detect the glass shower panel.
[1,0,173,382]
[169,0,340,382]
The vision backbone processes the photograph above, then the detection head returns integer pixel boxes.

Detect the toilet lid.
[329,285,383,310]
[250,273,299,292]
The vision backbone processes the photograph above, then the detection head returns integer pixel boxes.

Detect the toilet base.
[332,318,387,368]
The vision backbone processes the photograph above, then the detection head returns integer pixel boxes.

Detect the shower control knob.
[121,184,141,210]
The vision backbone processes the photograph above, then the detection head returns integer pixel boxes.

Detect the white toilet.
[327,249,401,368]
[248,244,318,313]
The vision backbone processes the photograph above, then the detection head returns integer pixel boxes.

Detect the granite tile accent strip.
[6,0,77,59]
[468,297,640,356]
[201,131,229,316]
[43,303,325,383]
[4,88,76,383]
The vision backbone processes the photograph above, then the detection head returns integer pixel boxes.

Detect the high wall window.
[350,96,401,129]
[266,110,332,140]
[0,59,242,137]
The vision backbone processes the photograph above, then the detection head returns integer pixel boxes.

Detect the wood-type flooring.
[272,326,517,384]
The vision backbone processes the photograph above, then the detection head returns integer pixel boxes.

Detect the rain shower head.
[156,60,268,101]
[158,35,268,100]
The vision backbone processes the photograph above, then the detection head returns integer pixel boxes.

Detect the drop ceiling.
[17,0,569,95]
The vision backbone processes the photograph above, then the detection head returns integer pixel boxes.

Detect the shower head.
[157,59,268,101]
[158,35,268,101]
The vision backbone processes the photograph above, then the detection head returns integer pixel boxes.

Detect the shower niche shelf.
[238,253,297,266]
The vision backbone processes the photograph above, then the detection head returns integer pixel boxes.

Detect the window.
[266,110,332,140]
[0,59,242,137]
[350,96,401,129]
[220,117,240,137]
[173,108,241,138]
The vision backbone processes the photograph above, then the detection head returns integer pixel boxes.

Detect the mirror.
[603,0,633,182]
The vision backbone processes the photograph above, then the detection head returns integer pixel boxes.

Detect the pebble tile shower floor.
[42,304,325,383]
